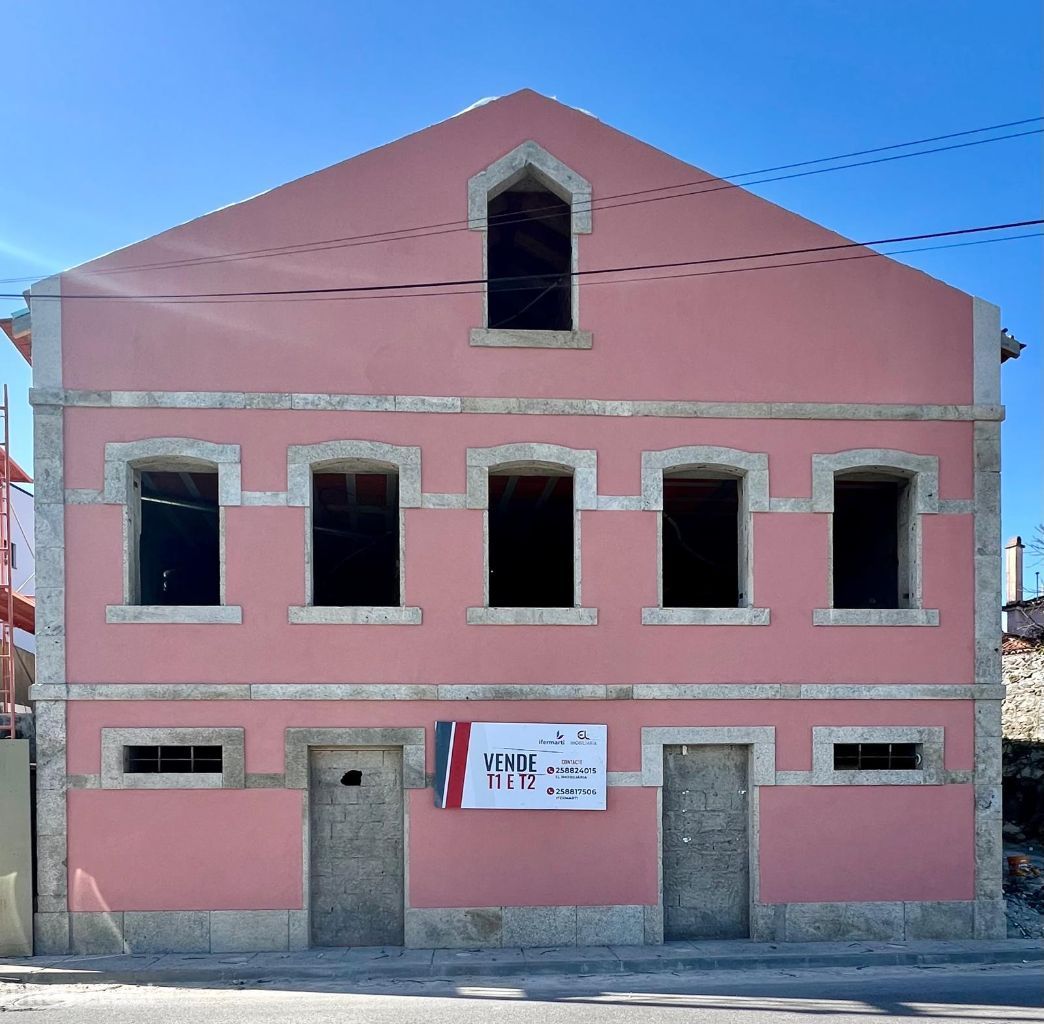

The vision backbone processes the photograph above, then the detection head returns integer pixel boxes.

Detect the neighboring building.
[1003,536,1044,638]
[21,91,1019,954]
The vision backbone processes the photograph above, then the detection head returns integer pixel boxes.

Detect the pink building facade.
[28,91,1013,954]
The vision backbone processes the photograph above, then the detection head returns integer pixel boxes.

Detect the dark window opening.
[488,472,573,608]
[833,477,907,609]
[487,176,571,331]
[341,770,363,787]
[662,476,741,608]
[833,743,921,771]
[124,745,223,774]
[138,470,220,606]
[313,470,400,606]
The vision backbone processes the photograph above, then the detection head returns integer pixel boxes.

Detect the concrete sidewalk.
[1,938,1041,987]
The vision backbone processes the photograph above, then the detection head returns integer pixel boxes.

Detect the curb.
[2,941,1041,987]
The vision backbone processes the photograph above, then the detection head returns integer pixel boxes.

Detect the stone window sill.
[642,607,771,626]
[467,607,598,626]
[289,606,422,625]
[470,328,593,349]
[106,605,242,624]
[813,608,939,626]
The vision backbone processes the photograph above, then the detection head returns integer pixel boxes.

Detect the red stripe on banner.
[446,721,471,809]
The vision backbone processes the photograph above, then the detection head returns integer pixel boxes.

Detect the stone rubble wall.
[1002,649,1044,742]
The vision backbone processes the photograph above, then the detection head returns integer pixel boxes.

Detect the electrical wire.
[0,116,1038,284]
[3,218,1038,302]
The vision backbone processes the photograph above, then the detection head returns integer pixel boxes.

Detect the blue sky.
[2,1,1041,562]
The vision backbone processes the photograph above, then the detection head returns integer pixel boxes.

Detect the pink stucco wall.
[759,785,975,903]
[53,91,986,926]
[68,790,303,912]
[62,410,974,685]
[58,91,974,407]
[63,700,975,911]
[64,701,975,777]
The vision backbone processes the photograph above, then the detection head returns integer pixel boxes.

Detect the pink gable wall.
[58,90,973,406]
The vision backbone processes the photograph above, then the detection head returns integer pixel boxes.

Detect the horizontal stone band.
[31,388,1004,421]
[29,682,1005,701]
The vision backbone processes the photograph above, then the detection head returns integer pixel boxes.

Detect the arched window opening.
[136,467,220,606]
[312,467,400,607]
[832,472,913,610]
[488,466,574,608]
[662,471,742,608]
[487,175,571,331]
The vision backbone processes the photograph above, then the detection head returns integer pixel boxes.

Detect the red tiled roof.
[1002,633,1043,655]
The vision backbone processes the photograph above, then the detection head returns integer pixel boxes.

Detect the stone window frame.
[283,726,426,951]
[640,726,776,942]
[103,438,243,625]
[639,446,771,626]
[811,449,940,627]
[810,725,945,786]
[467,141,593,350]
[286,441,423,625]
[100,727,245,789]
[464,443,598,626]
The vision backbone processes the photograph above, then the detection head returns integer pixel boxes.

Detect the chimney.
[1005,536,1024,605]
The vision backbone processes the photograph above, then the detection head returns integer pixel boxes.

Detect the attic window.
[487,176,572,331]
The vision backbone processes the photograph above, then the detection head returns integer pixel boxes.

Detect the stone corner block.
[33,912,70,955]
[973,898,1007,939]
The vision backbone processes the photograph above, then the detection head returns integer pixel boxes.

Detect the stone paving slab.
[0,938,1039,987]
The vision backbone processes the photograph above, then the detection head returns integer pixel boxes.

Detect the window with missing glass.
[832,742,921,771]
[124,745,224,774]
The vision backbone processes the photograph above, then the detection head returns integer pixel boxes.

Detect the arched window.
[287,441,422,625]
[811,450,939,626]
[468,142,592,348]
[641,446,770,626]
[465,443,597,625]
[102,438,242,623]
[311,461,400,607]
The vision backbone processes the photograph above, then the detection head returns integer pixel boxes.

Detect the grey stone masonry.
[1002,647,1044,741]
[309,748,404,947]
[32,387,1002,421]
[662,745,750,940]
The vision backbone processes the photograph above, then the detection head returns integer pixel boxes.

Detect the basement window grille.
[832,742,921,771]
[124,744,224,774]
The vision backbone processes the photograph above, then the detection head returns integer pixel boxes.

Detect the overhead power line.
[0,116,1039,285]
[135,230,1040,306]
[3,219,1039,303]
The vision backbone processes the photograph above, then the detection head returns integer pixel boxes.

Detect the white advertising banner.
[434,721,607,810]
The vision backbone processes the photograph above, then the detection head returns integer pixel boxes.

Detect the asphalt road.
[0,962,1040,1022]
